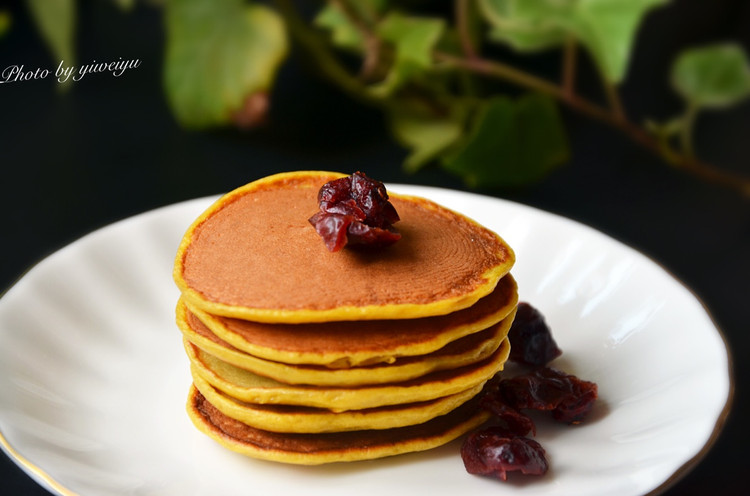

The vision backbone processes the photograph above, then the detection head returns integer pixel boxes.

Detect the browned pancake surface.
[194,275,516,357]
[191,388,484,454]
[184,309,505,372]
[180,173,513,314]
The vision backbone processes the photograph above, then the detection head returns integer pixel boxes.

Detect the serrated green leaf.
[25,0,76,66]
[164,0,288,128]
[314,0,387,52]
[575,0,667,82]
[377,12,443,68]
[671,43,750,109]
[479,0,667,82]
[441,93,568,188]
[479,0,565,52]
[387,98,468,173]
[369,12,445,97]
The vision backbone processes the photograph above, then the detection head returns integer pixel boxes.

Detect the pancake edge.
[186,385,492,465]
[185,338,509,411]
[191,372,485,434]
[174,171,515,323]
[183,274,518,367]
[177,304,513,387]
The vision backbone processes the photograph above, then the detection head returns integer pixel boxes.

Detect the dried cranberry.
[463,301,599,484]
[308,212,351,252]
[508,302,562,366]
[349,171,400,226]
[499,367,598,424]
[461,427,548,481]
[479,390,536,436]
[309,172,401,252]
[346,219,401,246]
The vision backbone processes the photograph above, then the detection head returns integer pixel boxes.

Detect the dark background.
[0,1,747,494]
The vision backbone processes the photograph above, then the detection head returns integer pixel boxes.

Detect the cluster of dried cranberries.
[461,302,598,482]
[309,172,401,252]
[507,302,562,366]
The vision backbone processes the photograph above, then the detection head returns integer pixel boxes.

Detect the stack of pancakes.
[173,171,517,464]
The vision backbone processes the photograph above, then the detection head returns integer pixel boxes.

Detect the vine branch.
[562,36,577,100]
[456,0,478,60]
[278,0,750,197]
[330,0,383,81]
[680,102,699,158]
[273,0,374,102]
[434,51,750,197]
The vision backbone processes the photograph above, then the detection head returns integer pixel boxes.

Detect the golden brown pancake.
[175,171,520,464]
[191,372,484,433]
[174,171,515,323]
[178,303,513,386]
[186,339,510,411]
[184,274,517,367]
[187,387,491,464]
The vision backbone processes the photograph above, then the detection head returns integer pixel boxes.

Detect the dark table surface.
[1,1,747,494]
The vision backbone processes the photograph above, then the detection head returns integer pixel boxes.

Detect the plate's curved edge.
[0,185,735,496]
[0,429,74,496]
[393,183,736,495]
[0,197,220,496]
[643,324,734,496]
[0,196,218,300]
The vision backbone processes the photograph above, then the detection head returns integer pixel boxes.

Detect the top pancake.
[174,171,515,323]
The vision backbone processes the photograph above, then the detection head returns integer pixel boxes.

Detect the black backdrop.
[0,1,748,494]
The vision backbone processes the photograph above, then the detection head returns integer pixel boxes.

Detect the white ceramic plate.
[0,185,731,496]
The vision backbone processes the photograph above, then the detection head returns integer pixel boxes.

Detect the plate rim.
[0,185,735,496]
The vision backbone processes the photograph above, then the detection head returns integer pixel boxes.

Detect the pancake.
[178,303,513,386]
[174,171,515,323]
[187,387,491,464]
[191,372,484,433]
[185,274,517,367]
[186,339,511,411]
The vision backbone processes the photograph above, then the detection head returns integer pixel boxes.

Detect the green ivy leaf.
[387,98,468,173]
[369,12,445,97]
[314,0,387,53]
[479,0,565,52]
[164,0,288,128]
[441,93,568,188]
[479,0,667,83]
[671,43,750,109]
[25,0,76,67]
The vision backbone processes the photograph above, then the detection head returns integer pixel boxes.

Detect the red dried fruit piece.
[508,302,562,366]
[500,367,598,424]
[308,212,351,252]
[461,426,548,481]
[317,177,366,219]
[349,172,400,226]
[309,172,401,252]
[479,389,536,436]
[346,219,401,246]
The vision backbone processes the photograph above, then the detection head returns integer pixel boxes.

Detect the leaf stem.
[680,101,699,158]
[330,0,382,81]
[435,51,750,197]
[601,74,627,122]
[274,0,748,197]
[562,36,577,100]
[456,0,477,59]
[272,0,374,102]
[435,51,562,99]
